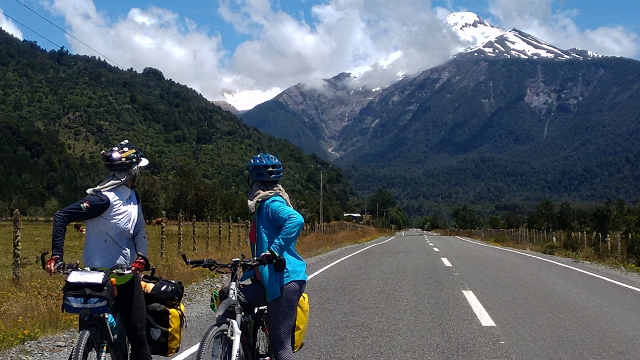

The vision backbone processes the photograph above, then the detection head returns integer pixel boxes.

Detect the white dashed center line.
[462,290,496,326]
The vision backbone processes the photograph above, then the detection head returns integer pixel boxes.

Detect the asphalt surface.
[36,230,640,359]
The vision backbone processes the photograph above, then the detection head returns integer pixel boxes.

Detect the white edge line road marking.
[463,290,496,326]
[309,236,396,280]
[441,258,452,267]
[173,236,397,359]
[456,236,640,293]
[173,345,198,360]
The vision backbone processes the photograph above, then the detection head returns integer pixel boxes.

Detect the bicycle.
[41,251,134,360]
[182,253,274,360]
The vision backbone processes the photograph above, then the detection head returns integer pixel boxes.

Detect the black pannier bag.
[141,273,185,306]
[142,272,186,357]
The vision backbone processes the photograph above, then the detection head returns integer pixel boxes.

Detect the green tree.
[367,188,396,218]
[452,206,482,229]
[423,214,444,230]
[528,199,556,230]
[504,211,523,229]
[487,214,503,229]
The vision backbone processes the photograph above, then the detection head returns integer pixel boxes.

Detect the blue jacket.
[241,196,307,301]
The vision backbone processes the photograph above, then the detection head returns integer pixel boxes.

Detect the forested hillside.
[0,29,357,222]
[335,57,640,219]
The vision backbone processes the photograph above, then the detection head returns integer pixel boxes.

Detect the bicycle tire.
[196,323,245,360]
[71,329,99,360]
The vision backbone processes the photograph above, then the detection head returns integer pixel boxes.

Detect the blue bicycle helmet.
[247,153,283,182]
[101,140,149,172]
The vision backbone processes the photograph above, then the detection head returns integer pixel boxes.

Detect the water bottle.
[210,289,220,311]
[107,313,118,338]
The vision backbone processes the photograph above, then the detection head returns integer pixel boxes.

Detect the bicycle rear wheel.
[71,329,100,360]
[197,323,245,360]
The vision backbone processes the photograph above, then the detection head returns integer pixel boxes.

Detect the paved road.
[168,230,640,359]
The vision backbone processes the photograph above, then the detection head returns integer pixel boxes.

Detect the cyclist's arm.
[266,197,304,257]
[51,193,110,259]
[132,197,148,256]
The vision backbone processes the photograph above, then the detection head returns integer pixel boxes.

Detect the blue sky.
[1,0,639,110]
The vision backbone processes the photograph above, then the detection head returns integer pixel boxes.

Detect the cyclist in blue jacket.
[240,153,308,360]
[45,140,152,360]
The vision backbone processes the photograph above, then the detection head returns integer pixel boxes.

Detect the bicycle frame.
[183,254,274,360]
[215,261,244,359]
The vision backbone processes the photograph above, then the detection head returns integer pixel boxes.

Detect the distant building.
[343,213,362,222]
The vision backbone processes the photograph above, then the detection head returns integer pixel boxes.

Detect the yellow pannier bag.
[146,302,186,356]
[292,292,309,352]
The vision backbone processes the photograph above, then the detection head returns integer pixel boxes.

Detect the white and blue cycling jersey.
[51,185,148,269]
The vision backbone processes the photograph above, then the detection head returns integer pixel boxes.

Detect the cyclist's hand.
[258,251,276,264]
[259,251,286,272]
[274,256,286,272]
[45,255,63,274]
[131,253,150,273]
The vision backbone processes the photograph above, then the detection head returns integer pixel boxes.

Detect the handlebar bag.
[141,275,185,307]
[61,270,115,315]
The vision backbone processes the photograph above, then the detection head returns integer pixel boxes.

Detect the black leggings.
[115,274,152,360]
[241,280,306,360]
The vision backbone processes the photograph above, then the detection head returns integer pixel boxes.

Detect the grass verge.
[443,229,640,274]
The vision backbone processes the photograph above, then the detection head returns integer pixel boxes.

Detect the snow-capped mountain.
[447,12,602,60]
[240,11,615,160]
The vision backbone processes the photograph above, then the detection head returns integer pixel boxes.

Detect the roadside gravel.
[0,275,227,360]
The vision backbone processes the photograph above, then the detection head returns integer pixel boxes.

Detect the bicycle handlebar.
[181,253,270,271]
[40,251,150,275]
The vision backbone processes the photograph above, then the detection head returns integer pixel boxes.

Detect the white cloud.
[37,0,640,111]
[487,0,640,58]
[0,9,24,39]
[226,0,464,92]
[43,0,466,110]
[224,87,282,110]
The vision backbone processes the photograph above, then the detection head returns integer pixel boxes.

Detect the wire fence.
[8,209,365,284]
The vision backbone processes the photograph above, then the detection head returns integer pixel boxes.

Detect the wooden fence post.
[160,211,166,259]
[598,233,602,254]
[12,209,21,284]
[237,217,242,244]
[177,212,183,253]
[206,216,211,251]
[218,218,222,247]
[228,216,232,245]
[577,231,581,251]
[192,215,197,252]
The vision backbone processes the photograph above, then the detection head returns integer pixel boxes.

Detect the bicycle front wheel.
[71,329,100,360]
[196,323,245,360]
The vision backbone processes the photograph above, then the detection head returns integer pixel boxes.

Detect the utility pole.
[319,170,323,228]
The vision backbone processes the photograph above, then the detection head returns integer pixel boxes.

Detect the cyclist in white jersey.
[46,140,152,360]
